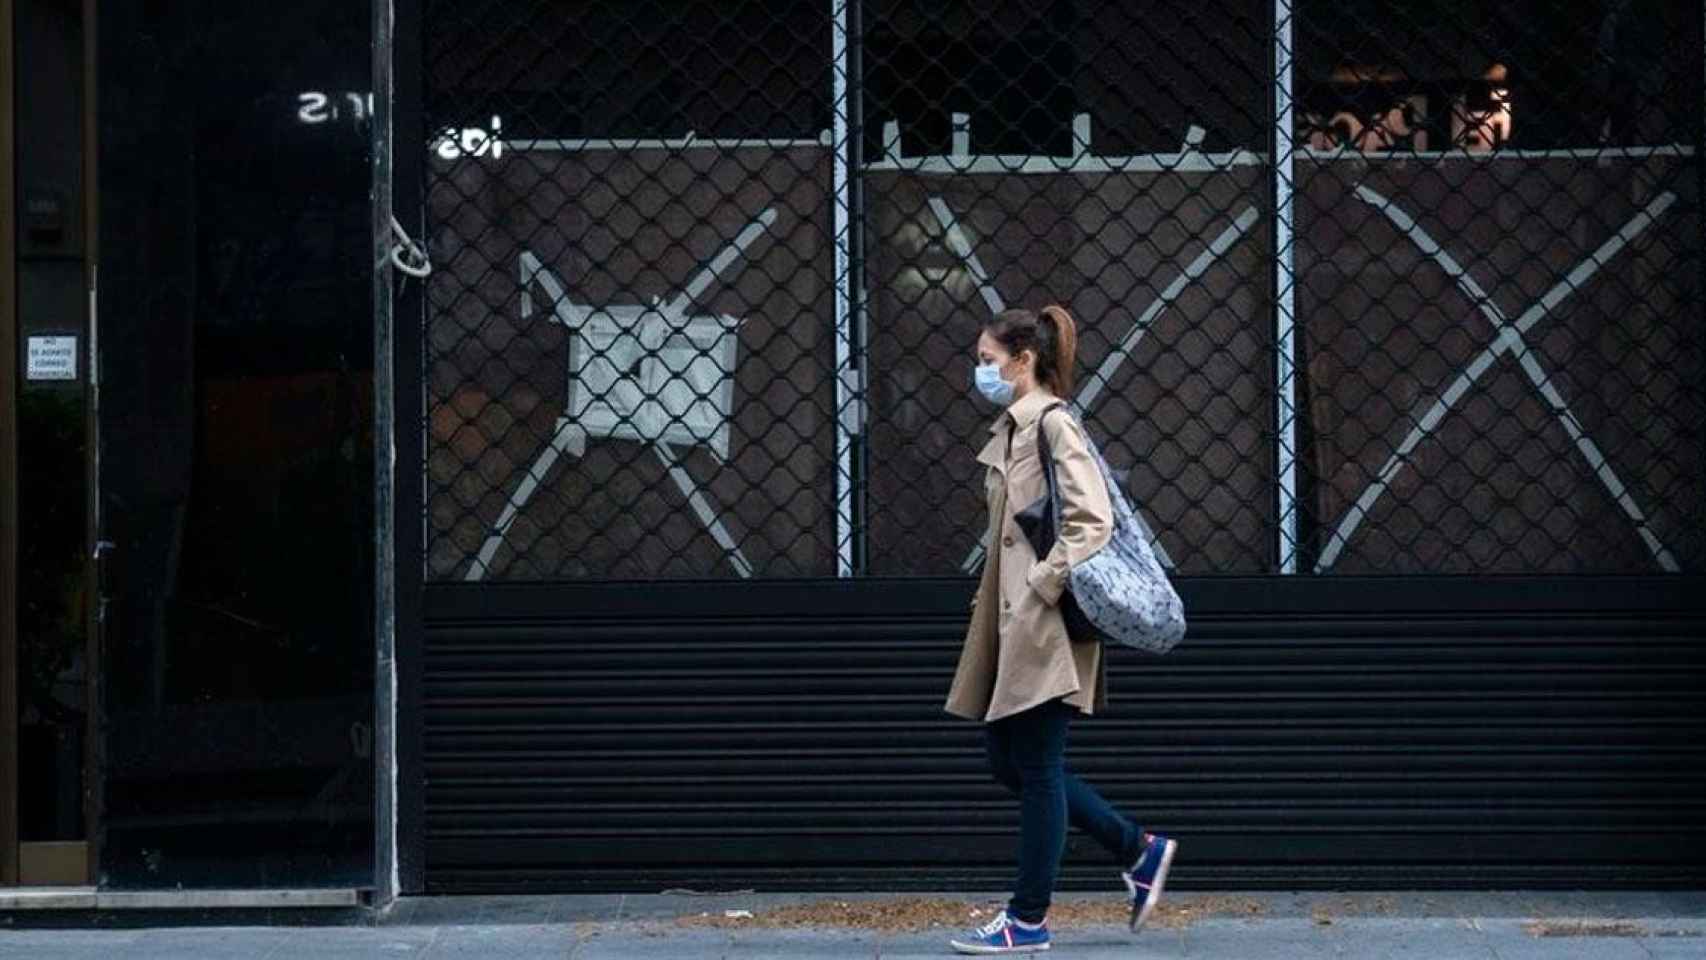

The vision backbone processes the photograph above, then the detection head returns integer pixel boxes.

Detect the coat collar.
[978,388,1061,474]
[986,386,1062,435]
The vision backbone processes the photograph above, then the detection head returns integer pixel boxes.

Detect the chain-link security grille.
[421,0,1704,582]
[1288,1,1704,574]
[423,1,840,580]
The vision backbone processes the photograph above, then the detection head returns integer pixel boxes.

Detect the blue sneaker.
[1120,832,1178,932]
[949,910,1052,954]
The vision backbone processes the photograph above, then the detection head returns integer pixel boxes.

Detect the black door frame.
[1,0,20,887]
[78,0,100,887]
[388,0,428,898]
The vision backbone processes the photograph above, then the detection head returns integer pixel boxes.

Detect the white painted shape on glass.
[1316,186,1679,573]
[926,196,1006,317]
[465,210,777,581]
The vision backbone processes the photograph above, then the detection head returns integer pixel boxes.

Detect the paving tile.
[1177,919,1340,960]
[0,929,143,960]
[422,923,576,959]
[1480,936,1651,960]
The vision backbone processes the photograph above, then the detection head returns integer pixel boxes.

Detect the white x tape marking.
[1316,187,1679,573]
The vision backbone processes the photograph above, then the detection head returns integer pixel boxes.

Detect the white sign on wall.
[26,335,78,381]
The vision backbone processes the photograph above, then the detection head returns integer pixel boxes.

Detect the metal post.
[1273,0,1300,574]
[831,0,859,577]
[371,0,400,911]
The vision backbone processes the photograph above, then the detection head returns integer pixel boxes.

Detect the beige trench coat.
[945,387,1115,723]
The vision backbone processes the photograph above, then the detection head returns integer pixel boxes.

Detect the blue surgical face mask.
[973,361,1015,406]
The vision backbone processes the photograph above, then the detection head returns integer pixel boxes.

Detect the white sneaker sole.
[1125,838,1178,933]
[949,939,1051,955]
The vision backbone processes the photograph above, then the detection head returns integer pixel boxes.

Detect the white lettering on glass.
[432,116,505,160]
[296,91,376,125]
[297,92,331,124]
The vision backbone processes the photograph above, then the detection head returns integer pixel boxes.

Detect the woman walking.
[944,305,1177,954]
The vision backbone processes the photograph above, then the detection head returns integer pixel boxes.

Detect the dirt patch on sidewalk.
[1308,894,1400,926]
[671,894,1267,933]
[1524,919,1649,938]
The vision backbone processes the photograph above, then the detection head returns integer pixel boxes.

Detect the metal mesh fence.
[419,0,1705,582]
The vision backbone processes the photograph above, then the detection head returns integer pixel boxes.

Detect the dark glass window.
[95,0,374,887]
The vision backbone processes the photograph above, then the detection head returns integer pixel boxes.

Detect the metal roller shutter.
[418,577,1706,891]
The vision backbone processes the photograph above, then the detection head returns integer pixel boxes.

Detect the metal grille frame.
[387,0,1706,897]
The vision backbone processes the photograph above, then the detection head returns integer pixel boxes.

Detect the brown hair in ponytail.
[983,304,1079,396]
[1038,304,1077,396]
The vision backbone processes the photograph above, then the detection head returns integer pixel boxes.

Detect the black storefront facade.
[3,0,1705,907]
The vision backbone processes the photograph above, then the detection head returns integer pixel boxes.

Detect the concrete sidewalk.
[3,891,1705,958]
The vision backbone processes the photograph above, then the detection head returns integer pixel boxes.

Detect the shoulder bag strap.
[1034,402,1068,530]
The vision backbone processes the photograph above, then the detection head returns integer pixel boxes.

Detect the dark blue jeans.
[985,697,1146,924]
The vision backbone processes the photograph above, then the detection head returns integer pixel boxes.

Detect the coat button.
[1002,536,1014,547]
[1003,599,1011,610]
